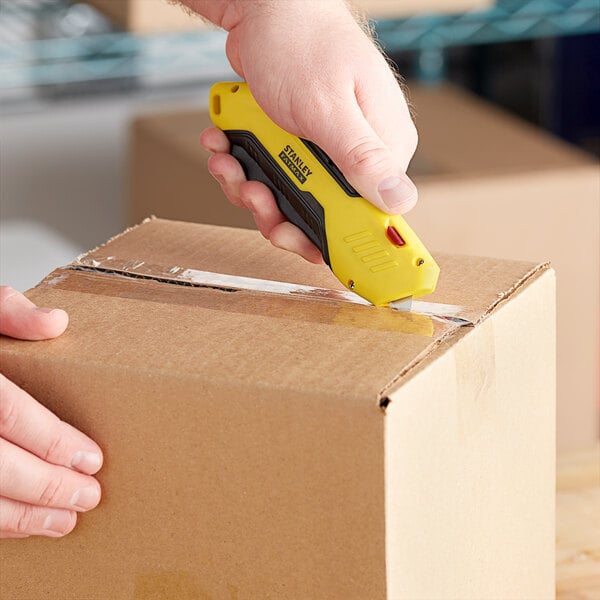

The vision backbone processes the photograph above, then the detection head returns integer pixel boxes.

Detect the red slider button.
[386,226,406,246]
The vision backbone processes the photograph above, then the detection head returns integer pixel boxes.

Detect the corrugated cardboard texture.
[0,220,554,599]
[127,83,598,451]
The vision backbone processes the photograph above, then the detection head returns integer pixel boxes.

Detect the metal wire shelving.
[1,0,598,107]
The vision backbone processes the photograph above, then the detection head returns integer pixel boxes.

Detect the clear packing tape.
[64,255,474,338]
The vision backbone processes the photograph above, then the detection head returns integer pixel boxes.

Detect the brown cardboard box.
[0,218,554,599]
[85,0,209,33]
[129,110,253,228]
[354,0,494,17]
[128,83,599,452]
[85,0,493,33]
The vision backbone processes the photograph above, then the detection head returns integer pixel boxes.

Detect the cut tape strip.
[74,256,472,326]
[177,269,471,326]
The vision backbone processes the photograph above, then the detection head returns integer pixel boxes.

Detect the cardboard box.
[127,83,599,451]
[84,0,209,33]
[0,218,555,599]
[405,84,600,453]
[129,110,252,228]
[85,0,493,33]
[353,0,494,18]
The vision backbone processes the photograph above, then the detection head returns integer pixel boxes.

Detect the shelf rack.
[1,0,598,106]
[377,0,600,79]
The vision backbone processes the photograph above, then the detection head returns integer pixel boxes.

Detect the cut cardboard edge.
[75,216,156,263]
[378,262,552,408]
[475,261,551,325]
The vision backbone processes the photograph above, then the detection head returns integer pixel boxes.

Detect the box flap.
[2,218,549,406]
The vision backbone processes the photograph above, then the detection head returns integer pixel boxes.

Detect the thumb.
[309,102,418,215]
[0,287,68,341]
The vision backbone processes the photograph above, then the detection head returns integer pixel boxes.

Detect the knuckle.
[343,138,390,178]
[37,475,66,507]
[42,424,69,463]
[0,380,19,438]
[14,503,36,534]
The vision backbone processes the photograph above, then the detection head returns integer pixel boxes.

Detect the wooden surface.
[556,445,600,599]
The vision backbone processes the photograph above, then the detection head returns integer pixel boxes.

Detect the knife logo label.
[279,144,313,184]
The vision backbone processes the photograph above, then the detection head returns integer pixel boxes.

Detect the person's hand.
[0,286,102,538]
[196,0,418,262]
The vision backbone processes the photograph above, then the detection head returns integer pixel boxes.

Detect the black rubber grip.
[225,130,330,266]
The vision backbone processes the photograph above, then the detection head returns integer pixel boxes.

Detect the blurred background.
[0,0,598,452]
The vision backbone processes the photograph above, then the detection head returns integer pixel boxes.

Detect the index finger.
[0,374,103,475]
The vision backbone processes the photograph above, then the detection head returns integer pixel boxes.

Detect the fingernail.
[70,485,100,510]
[378,176,417,212]
[212,173,226,185]
[36,307,57,315]
[71,451,102,473]
[43,512,74,536]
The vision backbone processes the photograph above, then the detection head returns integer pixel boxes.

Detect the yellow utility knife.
[209,82,439,307]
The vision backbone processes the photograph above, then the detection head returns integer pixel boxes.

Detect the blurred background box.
[129,109,253,229]
[128,83,599,452]
[83,0,494,32]
[84,0,208,33]
[355,0,494,17]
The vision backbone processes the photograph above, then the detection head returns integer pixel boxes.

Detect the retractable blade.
[389,296,472,326]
